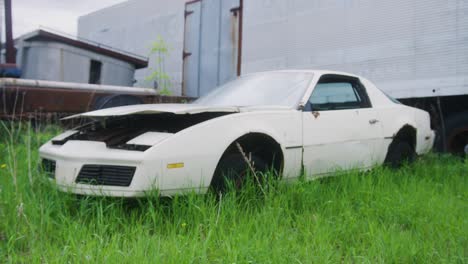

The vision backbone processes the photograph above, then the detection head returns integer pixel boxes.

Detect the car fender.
[141,110,302,194]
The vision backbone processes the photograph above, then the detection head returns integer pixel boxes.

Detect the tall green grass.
[0,123,467,263]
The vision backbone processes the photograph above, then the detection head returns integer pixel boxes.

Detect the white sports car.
[39,70,435,197]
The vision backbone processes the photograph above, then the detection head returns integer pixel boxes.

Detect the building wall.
[78,0,468,99]
[241,0,468,98]
[17,41,136,86]
[78,0,188,95]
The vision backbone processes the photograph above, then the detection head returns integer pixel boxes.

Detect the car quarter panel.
[372,105,433,156]
[412,108,435,154]
[360,77,434,155]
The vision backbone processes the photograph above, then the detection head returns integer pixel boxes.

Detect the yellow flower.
[0,164,6,169]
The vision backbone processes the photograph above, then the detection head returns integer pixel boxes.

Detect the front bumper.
[39,140,161,197]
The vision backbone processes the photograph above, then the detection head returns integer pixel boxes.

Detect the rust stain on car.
[312,111,320,119]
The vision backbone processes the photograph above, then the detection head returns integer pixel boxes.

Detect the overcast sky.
[8,0,127,38]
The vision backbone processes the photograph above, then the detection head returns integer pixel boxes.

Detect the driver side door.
[302,75,383,178]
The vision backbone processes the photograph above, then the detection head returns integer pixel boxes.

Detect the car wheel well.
[392,125,417,149]
[215,133,284,176]
[385,125,417,159]
[384,125,417,167]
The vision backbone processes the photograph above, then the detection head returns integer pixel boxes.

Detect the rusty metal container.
[0,78,192,121]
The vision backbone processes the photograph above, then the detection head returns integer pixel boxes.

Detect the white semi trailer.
[182,0,468,155]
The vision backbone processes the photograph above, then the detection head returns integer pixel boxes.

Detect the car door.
[302,74,383,178]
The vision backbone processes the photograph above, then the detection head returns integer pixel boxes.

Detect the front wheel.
[384,140,416,168]
[210,154,268,194]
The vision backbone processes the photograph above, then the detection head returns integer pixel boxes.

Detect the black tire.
[384,140,416,168]
[444,111,468,156]
[211,154,268,194]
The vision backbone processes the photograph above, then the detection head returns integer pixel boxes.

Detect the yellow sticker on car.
[167,163,184,169]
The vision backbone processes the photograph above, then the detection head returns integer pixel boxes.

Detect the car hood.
[63,104,292,119]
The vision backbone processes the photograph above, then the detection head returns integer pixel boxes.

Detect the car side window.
[306,76,372,111]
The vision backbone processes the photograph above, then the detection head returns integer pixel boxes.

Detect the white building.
[16,29,148,86]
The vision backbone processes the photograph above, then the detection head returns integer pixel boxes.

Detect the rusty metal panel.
[0,79,193,120]
[218,0,241,86]
[198,0,222,96]
[183,1,202,97]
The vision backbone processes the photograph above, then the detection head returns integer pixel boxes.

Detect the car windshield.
[193,72,314,107]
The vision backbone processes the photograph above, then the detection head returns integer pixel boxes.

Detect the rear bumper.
[419,130,436,154]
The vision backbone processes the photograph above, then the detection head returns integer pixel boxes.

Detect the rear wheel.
[211,154,267,194]
[385,140,416,168]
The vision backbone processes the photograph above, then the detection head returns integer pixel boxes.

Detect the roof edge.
[21,29,148,69]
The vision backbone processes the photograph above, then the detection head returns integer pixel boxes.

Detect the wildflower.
[181,222,187,228]
[0,164,6,169]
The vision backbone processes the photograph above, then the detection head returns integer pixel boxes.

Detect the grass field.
[0,124,467,263]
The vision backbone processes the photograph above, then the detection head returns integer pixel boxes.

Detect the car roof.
[243,69,361,78]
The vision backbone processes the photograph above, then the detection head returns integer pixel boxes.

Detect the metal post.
[4,0,15,64]
[0,0,3,63]
[237,0,243,76]
[436,97,447,151]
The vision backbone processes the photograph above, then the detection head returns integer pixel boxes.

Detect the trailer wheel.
[93,95,143,110]
[445,111,468,157]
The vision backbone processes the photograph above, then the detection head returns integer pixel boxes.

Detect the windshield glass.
[193,72,314,107]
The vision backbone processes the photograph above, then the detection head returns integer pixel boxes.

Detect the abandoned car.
[39,70,435,197]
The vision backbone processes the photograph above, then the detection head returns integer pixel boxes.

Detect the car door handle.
[369,119,380,125]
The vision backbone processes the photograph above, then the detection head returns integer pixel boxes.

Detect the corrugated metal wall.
[79,0,467,99]
[242,0,468,98]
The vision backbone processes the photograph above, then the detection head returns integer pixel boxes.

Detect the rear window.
[382,91,401,104]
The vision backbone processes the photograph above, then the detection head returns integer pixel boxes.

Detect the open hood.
[63,104,241,120]
[57,103,293,151]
